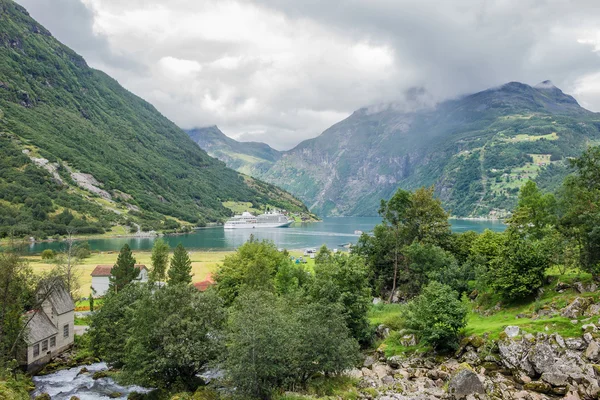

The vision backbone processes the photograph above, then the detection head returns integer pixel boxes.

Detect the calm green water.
[21,217,505,254]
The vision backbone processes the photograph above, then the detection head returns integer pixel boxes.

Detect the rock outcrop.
[346,328,600,400]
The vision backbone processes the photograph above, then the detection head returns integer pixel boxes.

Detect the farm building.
[91,264,149,296]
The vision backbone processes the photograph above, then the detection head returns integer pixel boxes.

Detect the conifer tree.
[168,243,192,285]
[149,239,170,284]
[109,244,139,293]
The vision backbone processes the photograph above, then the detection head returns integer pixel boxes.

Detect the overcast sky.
[16,0,600,150]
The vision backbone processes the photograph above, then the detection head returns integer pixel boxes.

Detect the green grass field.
[26,249,314,297]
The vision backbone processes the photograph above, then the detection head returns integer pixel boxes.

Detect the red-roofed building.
[91,264,148,296]
[193,274,214,292]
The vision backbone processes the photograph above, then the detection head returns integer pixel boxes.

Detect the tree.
[405,186,451,246]
[89,292,94,312]
[124,285,226,388]
[55,230,82,300]
[403,281,467,350]
[310,253,372,343]
[89,284,147,366]
[225,291,295,399]
[109,244,139,293]
[41,249,55,260]
[403,242,463,296]
[167,243,192,285]
[149,239,170,284]
[225,291,360,399]
[0,252,35,362]
[488,234,550,301]
[377,188,411,301]
[508,181,557,239]
[214,238,293,305]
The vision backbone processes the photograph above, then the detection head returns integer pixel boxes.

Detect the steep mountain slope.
[263,81,600,217]
[0,0,309,238]
[187,126,281,176]
[198,82,600,217]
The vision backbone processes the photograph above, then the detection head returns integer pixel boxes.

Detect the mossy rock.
[70,396,81,400]
[524,381,553,394]
[128,392,146,400]
[34,394,51,400]
[192,387,220,400]
[92,371,109,380]
[470,336,486,348]
[109,392,122,399]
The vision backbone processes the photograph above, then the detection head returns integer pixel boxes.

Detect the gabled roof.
[193,274,214,292]
[91,264,147,277]
[25,310,58,344]
[46,284,75,315]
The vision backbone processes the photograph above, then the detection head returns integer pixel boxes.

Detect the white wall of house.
[56,310,74,351]
[136,268,149,282]
[91,276,110,296]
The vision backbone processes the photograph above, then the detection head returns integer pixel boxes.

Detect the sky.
[16,0,600,150]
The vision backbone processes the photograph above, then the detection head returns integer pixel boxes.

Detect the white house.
[23,283,75,373]
[91,264,149,296]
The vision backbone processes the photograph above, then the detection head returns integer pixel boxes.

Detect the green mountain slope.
[196,82,600,218]
[187,126,281,176]
[0,0,309,238]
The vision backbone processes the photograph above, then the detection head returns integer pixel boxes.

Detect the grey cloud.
[13,0,600,150]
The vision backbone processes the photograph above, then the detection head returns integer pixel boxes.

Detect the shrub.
[41,249,56,260]
[403,281,467,351]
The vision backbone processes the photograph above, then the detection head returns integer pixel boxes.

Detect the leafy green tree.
[357,186,451,299]
[310,253,372,343]
[225,291,360,399]
[558,147,600,277]
[291,301,360,385]
[89,284,147,366]
[0,252,35,362]
[124,285,226,388]
[403,242,463,296]
[508,181,557,239]
[149,239,170,284]
[488,234,550,301]
[109,244,139,293]
[403,281,467,350]
[214,238,293,305]
[167,243,192,286]
[226,291,295,399]
[468,229,507,291]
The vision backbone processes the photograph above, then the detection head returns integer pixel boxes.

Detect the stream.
[31,362,152,399]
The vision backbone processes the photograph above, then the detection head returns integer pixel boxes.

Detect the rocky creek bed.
[32,362,151,400]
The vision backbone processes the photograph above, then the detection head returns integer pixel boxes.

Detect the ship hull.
[224,221,293,229]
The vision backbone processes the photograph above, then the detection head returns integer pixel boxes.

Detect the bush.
[41,249,56,260]
[403,281,467,351]
[488,235,550,301]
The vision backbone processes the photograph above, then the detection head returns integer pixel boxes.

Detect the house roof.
[91,264,147,277]
[25,310,58,344]
[46,283,75,315]
[193,274,214,292]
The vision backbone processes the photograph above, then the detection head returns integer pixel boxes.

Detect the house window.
[42,340,48,352]
[50,336,56,348]
[33,343,39,357]
[63,323,69,338]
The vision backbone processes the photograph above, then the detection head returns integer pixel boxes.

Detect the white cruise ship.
[224,211,293,229]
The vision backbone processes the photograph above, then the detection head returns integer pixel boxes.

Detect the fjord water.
[25,217,504,254]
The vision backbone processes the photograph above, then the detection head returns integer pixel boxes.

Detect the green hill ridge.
[0,0,309,238]
[190,81,600,218]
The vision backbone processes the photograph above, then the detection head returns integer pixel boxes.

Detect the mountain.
[194,81,600,217]
[0,0,309,238]
[187,126,281,176]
